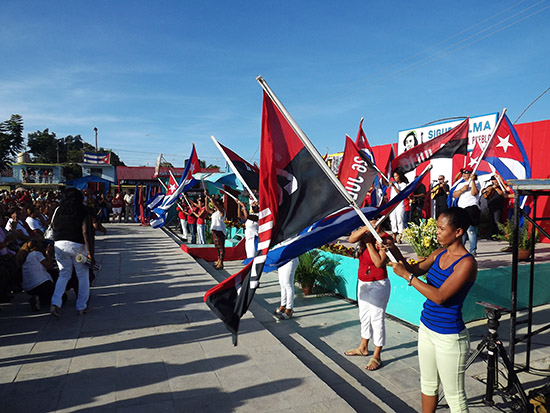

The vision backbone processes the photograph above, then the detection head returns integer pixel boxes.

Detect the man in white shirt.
[453,167,481,255]
[124,191,135,223]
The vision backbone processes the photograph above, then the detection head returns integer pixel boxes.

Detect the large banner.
[397,113,498,156]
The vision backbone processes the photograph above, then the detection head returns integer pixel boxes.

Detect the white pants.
[418,322,470,412]
[245,236,257,259]
[197,224,206,244]
[180,219,188,240]
[358,278,391,347]
[51,241,90,311]
[390,204,405,234]
[278,258,298,309]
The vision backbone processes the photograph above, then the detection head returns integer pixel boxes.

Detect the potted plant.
[294,250,342,296]
[402,218,441,260]
[497,220,538,259]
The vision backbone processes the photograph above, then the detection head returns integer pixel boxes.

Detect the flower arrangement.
[402,218,441,258]
[319,243,355,257]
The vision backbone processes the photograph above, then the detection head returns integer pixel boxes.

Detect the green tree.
[27,129,59,163]
[62,134,85,163]
[0,114,25,169]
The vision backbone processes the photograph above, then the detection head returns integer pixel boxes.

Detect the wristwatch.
[407,273,415,286]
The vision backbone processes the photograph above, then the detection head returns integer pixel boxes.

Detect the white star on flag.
[189,163,196,173]
[168,183,177,192]
[496,134,513,153]
[468,156,479,168]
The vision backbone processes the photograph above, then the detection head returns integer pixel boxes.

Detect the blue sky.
[1,1,549,167]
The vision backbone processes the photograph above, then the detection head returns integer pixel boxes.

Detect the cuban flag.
[152,145,200,225]
[476,114,531,182]
[466,139,493,175]
[84,152,111,164]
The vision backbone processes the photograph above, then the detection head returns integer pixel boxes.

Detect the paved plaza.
[1,224,549,412]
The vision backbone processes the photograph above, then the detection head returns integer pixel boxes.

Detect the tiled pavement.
[1,224,548,412]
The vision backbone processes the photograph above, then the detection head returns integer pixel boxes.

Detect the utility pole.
[94,127,98,151]
[56,140,59,163]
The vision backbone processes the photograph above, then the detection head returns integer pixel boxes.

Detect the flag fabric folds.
[391,118,469,175]
[475,114,531,181]
[338,136,378,203]
[355,118,374,159]
[214,140,259,191]
[165,174,179,196]
[204,88,349,344]
[84,152,111,164]
[264,172,429,269]
[151,145,200,226]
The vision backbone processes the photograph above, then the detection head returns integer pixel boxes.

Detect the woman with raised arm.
[237,197,259,259]
[344,218,395,371]
[388,206,477,412]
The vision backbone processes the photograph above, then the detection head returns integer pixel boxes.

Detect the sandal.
[279,309,293,320]
[344,348,367,357]
[366,357,382,371]
[274,306,286,315]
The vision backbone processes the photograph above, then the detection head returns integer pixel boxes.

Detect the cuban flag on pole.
[153,145,200,219]
[476,114,531,182]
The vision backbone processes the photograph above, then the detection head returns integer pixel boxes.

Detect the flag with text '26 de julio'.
[338,135,377,204]
[153,145,199,219]
[204,89,349,344]
[475,114,531,181]
[391,118,469,175]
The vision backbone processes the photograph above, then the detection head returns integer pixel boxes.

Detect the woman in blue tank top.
[389,207,477,412]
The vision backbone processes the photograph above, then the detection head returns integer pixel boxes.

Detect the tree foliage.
[0,114,25,169]
[27,129,59,163]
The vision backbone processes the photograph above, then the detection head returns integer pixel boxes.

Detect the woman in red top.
[194,197,207,244]
[186,198,198,244]
[176,205,188,241]
[345,219,397,371]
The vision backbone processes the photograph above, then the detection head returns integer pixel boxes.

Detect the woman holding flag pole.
[388,207,477,412]
[345,217,398,370]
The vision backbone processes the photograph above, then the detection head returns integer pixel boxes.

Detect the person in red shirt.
[111,193,124,223]
[186,198,198,244]
[194,197,207,244]
[344,219,399,371]
[176,204,188,241]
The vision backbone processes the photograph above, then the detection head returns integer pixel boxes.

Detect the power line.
[514,86,550,124]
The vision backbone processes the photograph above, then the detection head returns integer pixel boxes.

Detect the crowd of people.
[0,186,135,315]
[369,167,515,250]
[1,177,517,411]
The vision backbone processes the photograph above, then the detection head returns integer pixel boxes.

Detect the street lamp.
[94,127,98,151]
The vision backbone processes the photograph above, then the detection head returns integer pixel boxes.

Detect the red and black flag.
[391,118,469,175]
[204,82,349,344]
[338,136,378,204]
[211,137,260,192]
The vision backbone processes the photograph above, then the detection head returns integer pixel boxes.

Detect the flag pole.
[257,76,401,263]
[471,108,507,176]
[210,135,258,203]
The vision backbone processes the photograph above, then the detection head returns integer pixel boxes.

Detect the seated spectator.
[17,240,56,311]
[26,206,46,238]
[5,207,32,247]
